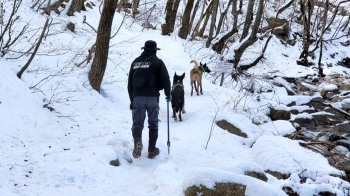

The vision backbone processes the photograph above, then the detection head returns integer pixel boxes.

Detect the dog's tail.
[174,98,181,113]
[190,60,199,68]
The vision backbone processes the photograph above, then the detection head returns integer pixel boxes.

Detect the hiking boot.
[148,148,159,159]
[133,139,143,158]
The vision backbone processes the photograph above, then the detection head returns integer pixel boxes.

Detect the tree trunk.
[67,0,86,16]
[0,0,21,45]
[276,0,295,17]
[161,0,181,35]
[232,0,238,33]
[17,0,51,79]
[197,1,214,37]
[317,0,328,77]
[132,0,140,18]
[188,0,201,35]
[238,0,243,13]
[17,17,49,79]
[190,0,213,38]
[239,35,272,70]
[341,15,350,32]
[212,27,238,54]
[178,0,195,39]
[298,0,312,66]
[205,0,219,47]
[0,3,3,25]
[88,0,117,93]
[311,0,349,53]
[211,0,237,54]
[215,0,233,37]
[240,0,255,41]
[234,0,264,68]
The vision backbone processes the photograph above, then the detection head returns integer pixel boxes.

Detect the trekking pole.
[166,98,171,155]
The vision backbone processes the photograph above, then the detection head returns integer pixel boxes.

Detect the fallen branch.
[311,99,350,118]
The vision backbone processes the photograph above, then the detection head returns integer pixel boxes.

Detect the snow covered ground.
[1,0,350,195]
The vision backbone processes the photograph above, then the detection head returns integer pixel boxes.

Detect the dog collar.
[200,66,206,73]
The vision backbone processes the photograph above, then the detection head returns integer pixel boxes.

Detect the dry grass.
[285,130,350,182]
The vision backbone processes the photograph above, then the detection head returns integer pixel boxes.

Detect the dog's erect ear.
[174,72,177,76]
[181,73,185,79]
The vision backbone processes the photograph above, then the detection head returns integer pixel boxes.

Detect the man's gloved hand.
[165,96,172,102]
[130,102,133,110]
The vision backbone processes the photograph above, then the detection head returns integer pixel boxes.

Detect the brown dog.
[190,60,211,96]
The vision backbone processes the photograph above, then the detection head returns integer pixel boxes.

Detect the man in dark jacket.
[127,40,171,159]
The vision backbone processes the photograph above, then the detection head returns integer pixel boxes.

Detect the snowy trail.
[3,1,348,195]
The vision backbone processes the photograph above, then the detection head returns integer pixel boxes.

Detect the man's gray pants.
[131,96,159,151]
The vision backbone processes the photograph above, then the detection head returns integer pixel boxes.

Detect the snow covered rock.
[216,119,248,138]
[270,104,291,120]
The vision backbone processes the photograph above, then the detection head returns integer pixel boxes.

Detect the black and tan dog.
[171,72,186,121]
[190,60,211,96]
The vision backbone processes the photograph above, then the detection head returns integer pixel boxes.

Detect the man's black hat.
[141,40,161,51]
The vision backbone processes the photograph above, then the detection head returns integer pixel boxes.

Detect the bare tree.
[196,0,214,37]
[88,0,118,93]
[229,0,295,71]
[316,0,329,77]
[298,0,313,66]
[298,0,350,68]
[0,3,3,25]
[188,0,201,36]
[0,0,27,57]
[205,0,219,47]
[178,0,195,39]
[161,0,180,35]
[17,0,52,79]
[31,0,44,10]
[341,15,350,32]
[232,0,238,30]
[233,0,264,68]
[190,0,214,38]
[240,0,255,41]
[212,0,236,54]
[212,26,238,54]
[237,0,243,13]
[215,0,233,37]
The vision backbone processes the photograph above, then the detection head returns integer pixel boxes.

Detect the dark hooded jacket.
[127,50,171,102]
